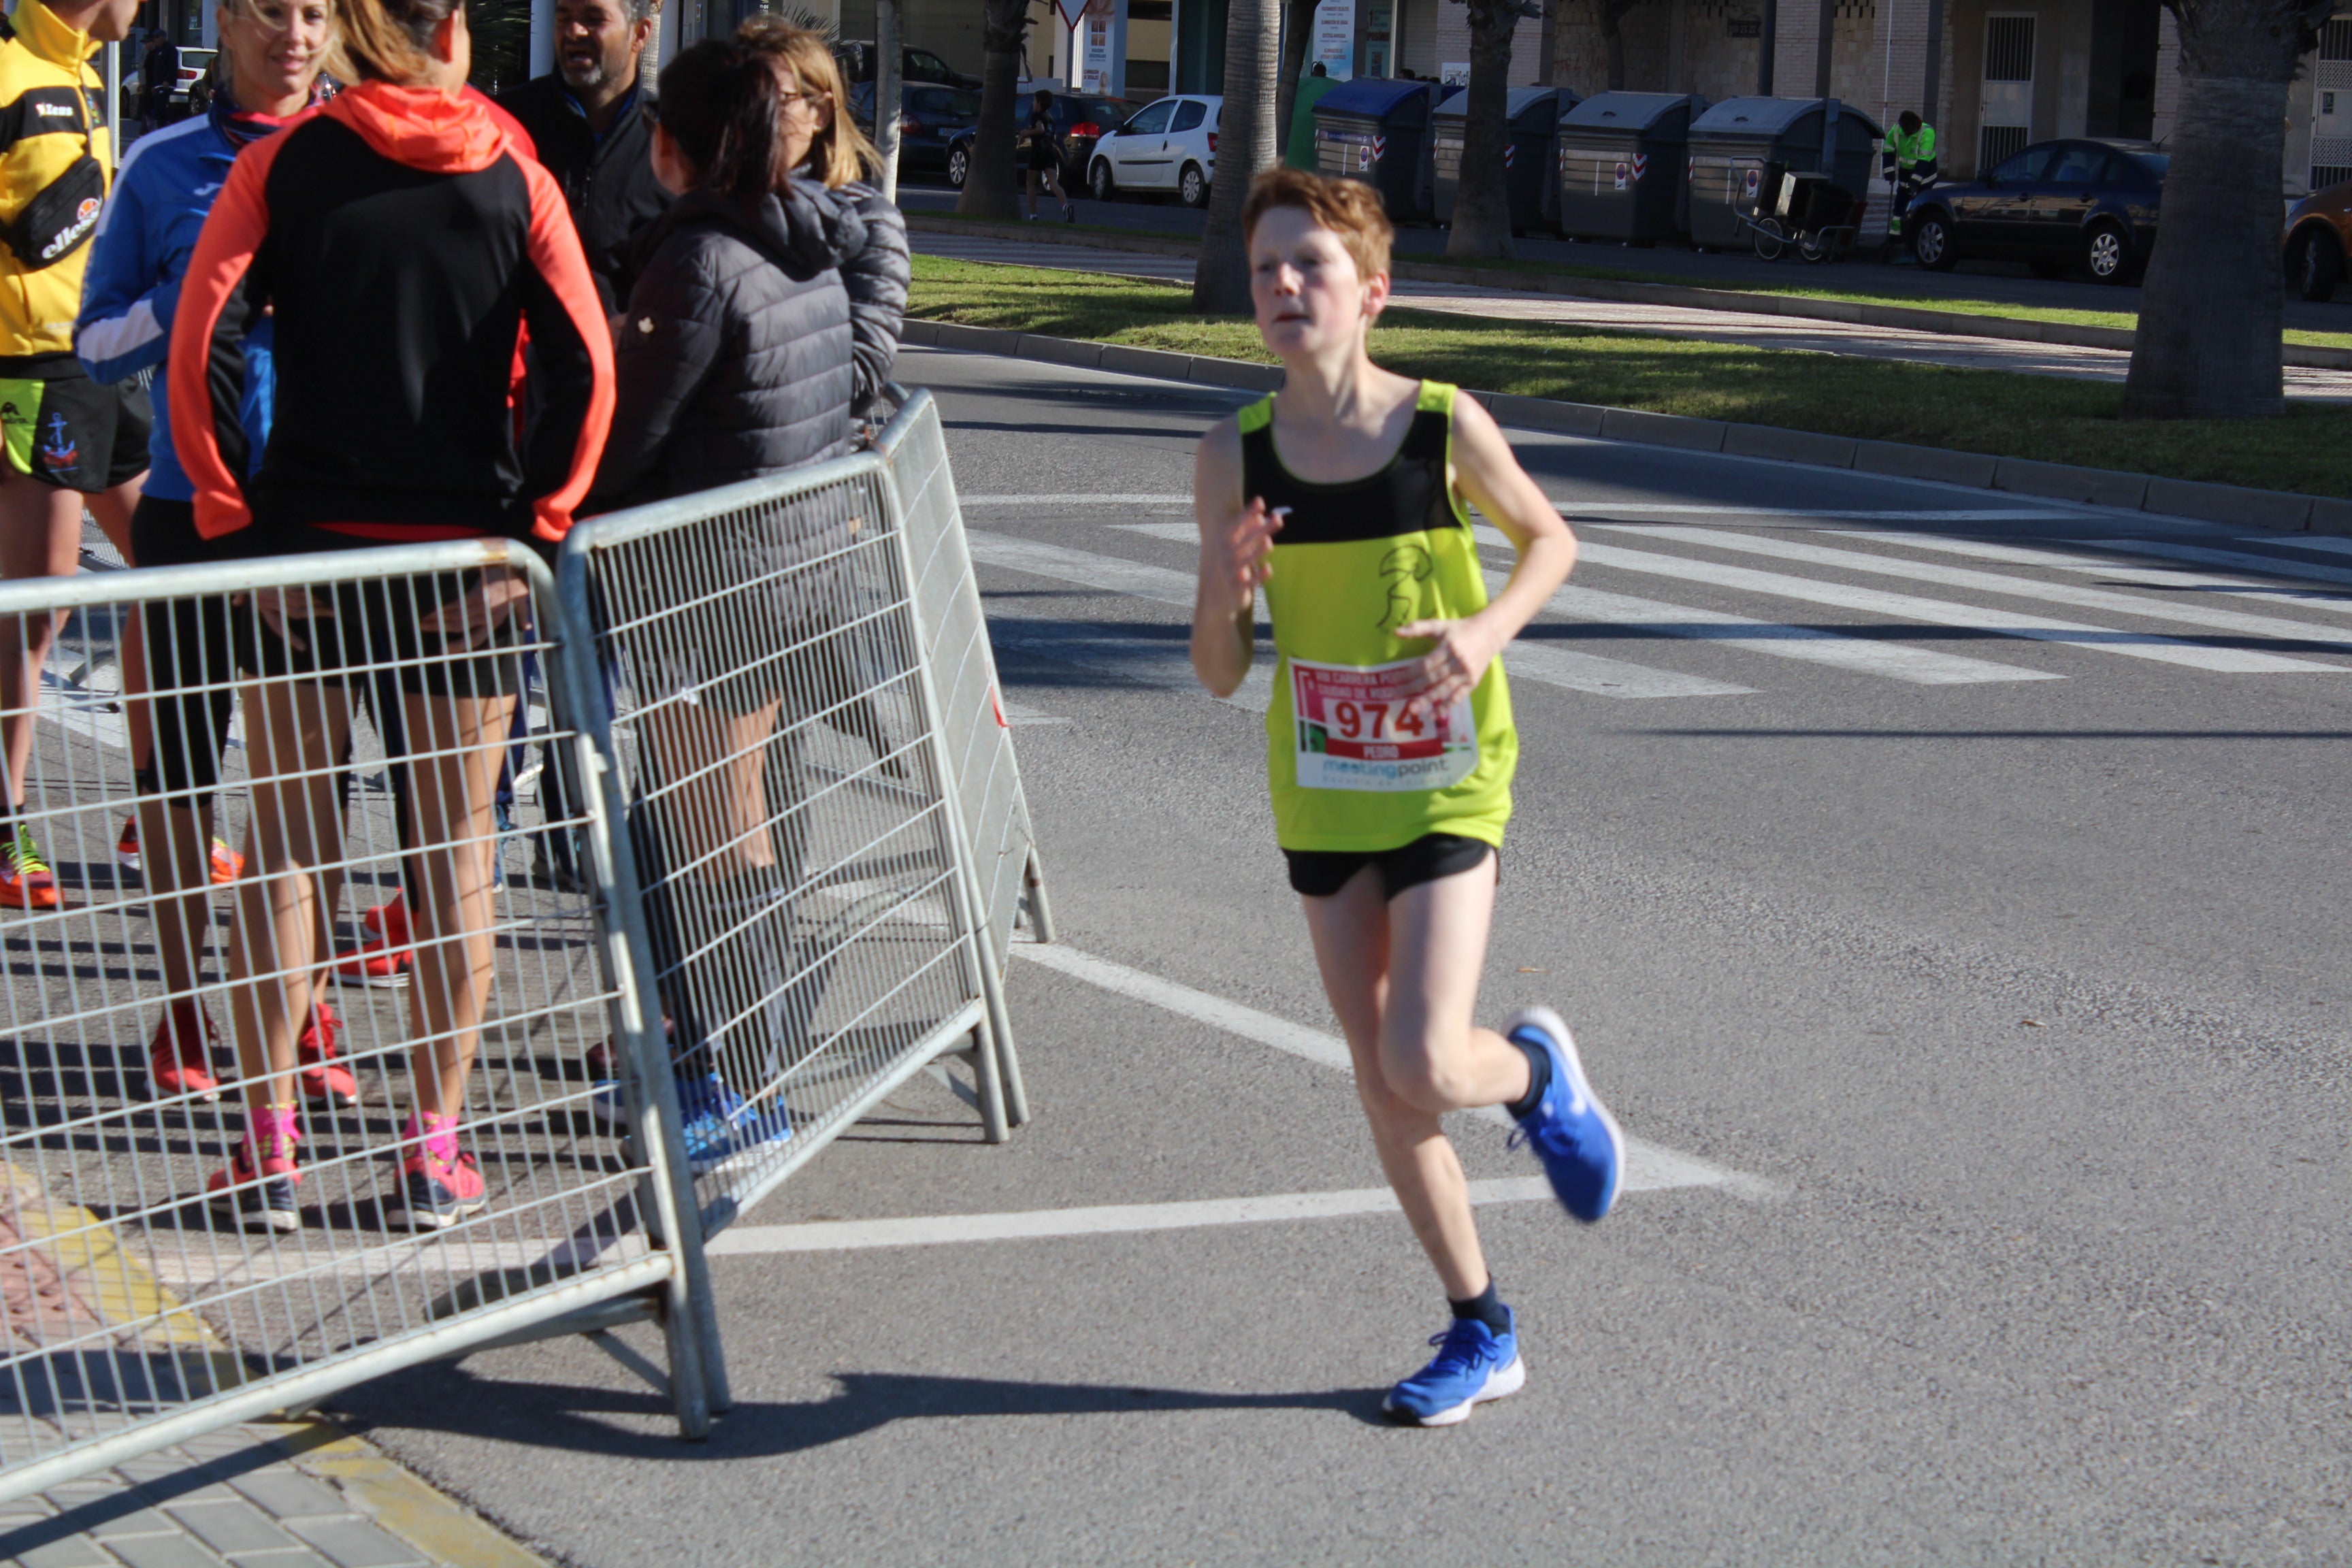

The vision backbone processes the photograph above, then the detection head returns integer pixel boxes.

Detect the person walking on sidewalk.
[581,29,876,1172]
[1020,88,1074,223]
[76,0,352,1114]
[0,0,150,912]
[169,0,612,1232]
[1190,167,1624,1426]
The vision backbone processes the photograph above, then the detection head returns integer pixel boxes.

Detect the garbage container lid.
[1316,77,1438,123]
[1690,96,1822,137]
[1433,85,1561,125]
[1560,91,1699,134]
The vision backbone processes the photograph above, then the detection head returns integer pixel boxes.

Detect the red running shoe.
[205,1124,302,1233]
[385,1149,485,1230]
[148,1002,221,1102]
[118,818,242,883]
[0,824,59,910]
[296,1002,358,1107]
[333,900,412,987]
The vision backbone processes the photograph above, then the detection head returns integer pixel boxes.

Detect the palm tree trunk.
[1447,0,1520,260]
[956,0,1030,221]
[2121,0,2334,419]
[1193,0,1279,312]
[1273,0,1318,169]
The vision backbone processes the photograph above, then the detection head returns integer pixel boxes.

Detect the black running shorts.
[1283,832,1497,900]
[0,353,150,492]
[130,496,237,805]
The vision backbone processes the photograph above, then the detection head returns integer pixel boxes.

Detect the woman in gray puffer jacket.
[586,31,910,1148]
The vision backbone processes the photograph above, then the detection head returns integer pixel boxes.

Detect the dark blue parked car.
[847,81,982,175]
[1906,137,2166,284]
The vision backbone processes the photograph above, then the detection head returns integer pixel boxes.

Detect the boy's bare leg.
[0,475,80,808]
[1300,857,1529,1300]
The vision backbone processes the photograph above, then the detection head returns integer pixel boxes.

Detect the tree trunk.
[956,0,1030,220]
[2121,0,2333,419]
[1193,0,1279,312]
[1273,0,1318,169]
[1448,0,1520,259]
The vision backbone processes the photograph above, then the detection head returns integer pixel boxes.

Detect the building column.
[2147,2,2178,143]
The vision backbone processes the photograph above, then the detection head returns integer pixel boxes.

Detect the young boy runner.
[1190,167,1624,1426]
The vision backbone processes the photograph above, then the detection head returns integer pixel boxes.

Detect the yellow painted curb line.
[267,1420,551,1568]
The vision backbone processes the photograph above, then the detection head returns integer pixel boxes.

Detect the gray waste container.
[1685,97,1882,249]
[1314,78,1441,222]
[1432,86,1575,232]
[1555,91,1703,243]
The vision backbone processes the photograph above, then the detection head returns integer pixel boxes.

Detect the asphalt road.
[333,348,2352,1565]
[898,180,2352,335]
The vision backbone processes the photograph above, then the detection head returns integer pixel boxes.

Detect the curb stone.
[901,316,2352,534]
[905,212,2352,373]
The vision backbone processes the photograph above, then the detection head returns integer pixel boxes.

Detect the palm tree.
[1447,0,1539,260]
[957,0,1032,221]
[1193,0,1278,312]
[2123,0,2336,419]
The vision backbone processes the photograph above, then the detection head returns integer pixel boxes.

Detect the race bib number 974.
[1291,656,1477,793]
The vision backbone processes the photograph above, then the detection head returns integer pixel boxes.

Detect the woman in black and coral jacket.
[168,0,612,1234]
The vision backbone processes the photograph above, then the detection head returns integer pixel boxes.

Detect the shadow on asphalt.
[346,1362,1394,1456]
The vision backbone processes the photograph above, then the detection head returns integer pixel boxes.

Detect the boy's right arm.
[1190,416,1275,698]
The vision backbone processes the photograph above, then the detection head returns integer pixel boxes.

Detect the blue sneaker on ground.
[630,1075,794,1175]
[1383,1309,1526,1426]
[1505,1006,1624,1224]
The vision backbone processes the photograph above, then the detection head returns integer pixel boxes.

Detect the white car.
[1088,94,1221,208]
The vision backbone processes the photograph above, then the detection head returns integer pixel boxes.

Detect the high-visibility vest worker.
[1882,110,1938,181]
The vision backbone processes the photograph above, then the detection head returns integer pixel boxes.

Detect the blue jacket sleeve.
[76,167,176,385]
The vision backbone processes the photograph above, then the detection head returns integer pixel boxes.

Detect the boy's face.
[1248,206,1388,357]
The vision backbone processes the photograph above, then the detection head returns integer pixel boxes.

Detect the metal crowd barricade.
[0,540,711,1503]
[876,390,1054,1126]
[556,438,1017,1265]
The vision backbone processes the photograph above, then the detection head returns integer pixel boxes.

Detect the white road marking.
[1014,941,1780,1199]
[999,698,1072,725]
[970,529,1750,700]
[2068,537,2352,589]
[1838,532,2352,617]
[962,493,1192,508]
[1122,519,2046,687]
[1552,504,2089,521]
[1572,529,2348,673]
[1602,523,2352,654]
[710,1179,1567,1255]
[2248,534,2352,557]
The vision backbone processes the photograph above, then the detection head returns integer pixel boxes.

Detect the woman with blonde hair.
[169,0,612,1230]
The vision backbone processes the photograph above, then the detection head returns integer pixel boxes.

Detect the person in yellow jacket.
[1880,109,1938,249]
[0,0,148,911]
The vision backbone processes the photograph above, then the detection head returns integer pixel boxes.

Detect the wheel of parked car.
[2083,220,2132,284]
[2294,228,2341,303]
[1910,210,1957,271]
[1178,162,1209,208]
[1089,159,1115,202]
[947,141,969,189]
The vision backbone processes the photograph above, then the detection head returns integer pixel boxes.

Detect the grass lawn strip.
[913,210,2352,350]
[909,254,2352,502]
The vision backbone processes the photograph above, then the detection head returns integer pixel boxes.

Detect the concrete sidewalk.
[0,1416,542,1568]
[911,228,2352,402]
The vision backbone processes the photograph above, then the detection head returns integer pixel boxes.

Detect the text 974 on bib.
[1291,657,1477,793]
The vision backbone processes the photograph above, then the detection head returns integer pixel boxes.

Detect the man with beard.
[498,0,667,309]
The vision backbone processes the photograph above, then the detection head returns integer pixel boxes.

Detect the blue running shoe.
[674,1075,748,1175]
[1505,1006,1624,1224]
[1383,1311,1525,1426]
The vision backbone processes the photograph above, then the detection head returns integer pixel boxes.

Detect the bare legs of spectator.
[0,471,146,819]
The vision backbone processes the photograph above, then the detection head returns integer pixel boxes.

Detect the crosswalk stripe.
[2245,535,2352,557]
[1559,538,2341,673]
[989,621,1276,711]
[1840,532,2352,617]
[969,529,1749,700]
[1554,504,2085,521]
[2068,537,2352,589]
[1590,525,2352,666]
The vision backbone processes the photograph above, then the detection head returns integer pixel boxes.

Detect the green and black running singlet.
[1243,380,1516,853]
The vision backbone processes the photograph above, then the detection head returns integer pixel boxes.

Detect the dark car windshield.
[912,87,981,118]
[2123,152,2169,178]
[1070,98,1127,125]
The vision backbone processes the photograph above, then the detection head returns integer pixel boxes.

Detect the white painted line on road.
[2248,534,2352,557]
[710,1179,1560,1255]
[1601,524,2352,657]
[990,622,1275,712]
[1552,504,2087,521]
[973,528,1750,700]
[2070,538,2352,589]
[962,494,1192,507]
[1013,941,1780,1200]
[1840,532,2352,617]
[1573,532,2348,674]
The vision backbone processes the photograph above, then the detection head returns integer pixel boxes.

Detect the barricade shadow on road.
[346,1361,1394,1455]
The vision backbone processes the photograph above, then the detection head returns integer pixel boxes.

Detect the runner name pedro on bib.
[1291,656,1477,792]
